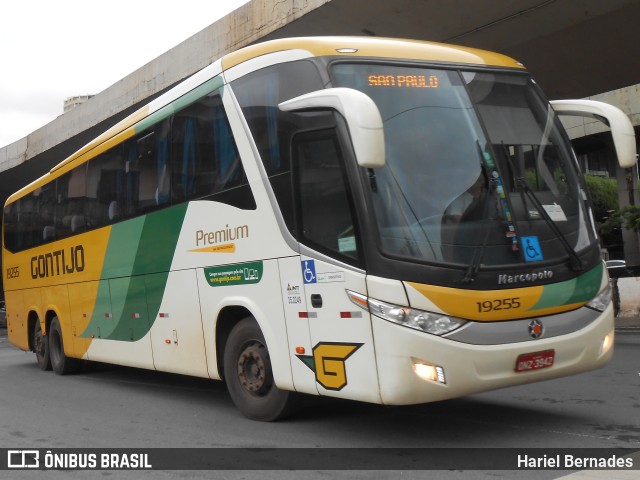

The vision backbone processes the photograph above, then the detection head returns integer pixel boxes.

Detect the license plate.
[515,350,555,372]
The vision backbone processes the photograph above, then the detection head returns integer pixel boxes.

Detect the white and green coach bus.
[3,37,636,420]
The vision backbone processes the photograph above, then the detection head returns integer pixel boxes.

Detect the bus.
[3,37,636,421]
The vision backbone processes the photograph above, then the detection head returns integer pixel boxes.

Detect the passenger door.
[293,129,381,404]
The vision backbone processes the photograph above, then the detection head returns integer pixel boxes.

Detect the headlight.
[585,283,612,312]
[347,290,466,336]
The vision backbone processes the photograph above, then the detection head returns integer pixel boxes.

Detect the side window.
[3,202,19,251]
[233,60,327,231]
[3,198,34,251]
[4,83,253,253]
[294,130,360,262]
[171,91,254,209]
[86,145,125,229]
[19,194,38,249]
[121,120,172,218]
[35,183,57,244]
[171,105,201,203]
[123,139,140,218]
[55,165,87,239]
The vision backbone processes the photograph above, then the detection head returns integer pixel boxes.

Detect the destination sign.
[368,74,439,88]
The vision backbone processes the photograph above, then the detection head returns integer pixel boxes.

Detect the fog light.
[412,359,446,384]
[599,330,614,356]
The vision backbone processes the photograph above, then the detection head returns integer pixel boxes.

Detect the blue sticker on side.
[302,260,317,284]
[521,236,543,262]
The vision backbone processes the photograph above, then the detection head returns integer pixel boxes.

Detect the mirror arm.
[279,88,386,168]
[551,99,637,168]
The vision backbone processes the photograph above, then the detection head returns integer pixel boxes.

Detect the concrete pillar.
[615,163,640,265]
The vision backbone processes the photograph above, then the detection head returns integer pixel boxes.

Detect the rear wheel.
[33,320,51,371]
[48,316,80,375]
[223,317,298,421]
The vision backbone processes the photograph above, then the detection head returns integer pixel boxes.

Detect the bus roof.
[222,36,525,71]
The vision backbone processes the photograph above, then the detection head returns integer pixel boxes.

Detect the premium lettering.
[30,245,85,279]
[498,270,553,285]
[196,224,249,247]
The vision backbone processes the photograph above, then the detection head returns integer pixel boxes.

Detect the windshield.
[331,63,597,268]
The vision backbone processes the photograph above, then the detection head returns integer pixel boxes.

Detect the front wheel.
[33,319,51,371]
[223,317,298,421]
[48,316,80,375]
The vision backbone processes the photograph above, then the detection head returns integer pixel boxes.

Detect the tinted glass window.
[56,165,87,238]
[4,83,254,252]
[86,145,125,229]
[294,129,360,262]
[332,63,595,268]
[171,91,251,207]
[233,60,327,231]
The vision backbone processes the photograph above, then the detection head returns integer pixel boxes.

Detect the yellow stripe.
[3,227,111,292]
[52,107,149,173]
[7,111,145,203]
[406,282,580,321]
[188,243,236,253]
[222,37,525,71]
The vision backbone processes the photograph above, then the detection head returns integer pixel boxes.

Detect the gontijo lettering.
[30,245,85,279]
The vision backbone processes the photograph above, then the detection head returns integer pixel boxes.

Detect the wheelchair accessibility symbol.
[520,236,543,262]
[302,260,317,284]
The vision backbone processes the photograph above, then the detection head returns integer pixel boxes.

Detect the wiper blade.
[516,178,583,272]
[460,163,496,284]
[460,219,491,283]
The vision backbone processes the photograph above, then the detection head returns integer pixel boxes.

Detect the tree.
[583,174,618,224]
[600,205,640,234]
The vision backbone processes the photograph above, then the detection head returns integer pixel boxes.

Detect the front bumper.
[372,303,614,405]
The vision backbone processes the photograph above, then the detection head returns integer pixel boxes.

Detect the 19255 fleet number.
[476,297,521,313]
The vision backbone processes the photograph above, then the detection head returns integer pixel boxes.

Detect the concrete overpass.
[2,0,639,210]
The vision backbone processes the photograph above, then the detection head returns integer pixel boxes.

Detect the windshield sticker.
[542,204,568,222]
[204,261,262,287]
[521,236,544,262]
[338,236,356,254]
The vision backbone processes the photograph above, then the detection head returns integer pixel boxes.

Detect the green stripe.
[531,263,603,311]
[81,204,189,341]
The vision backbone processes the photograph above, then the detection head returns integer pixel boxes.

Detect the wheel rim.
[236,342,271,397]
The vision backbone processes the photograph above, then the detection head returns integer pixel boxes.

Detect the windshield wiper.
[460,161,496,284]
[516,178,584,272]
[460,214,492,283]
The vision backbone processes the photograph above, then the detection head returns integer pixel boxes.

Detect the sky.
[0,0,250,148]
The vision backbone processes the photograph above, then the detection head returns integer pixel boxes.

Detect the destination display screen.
[367,74,439,88]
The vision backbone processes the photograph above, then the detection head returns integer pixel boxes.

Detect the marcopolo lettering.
[498,270,553,285]
[31,245,85,279]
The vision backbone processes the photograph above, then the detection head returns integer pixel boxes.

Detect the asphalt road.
[0,326,638,479]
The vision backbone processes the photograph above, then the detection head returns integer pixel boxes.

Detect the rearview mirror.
[551,99,637,168]
[279,88,386,168]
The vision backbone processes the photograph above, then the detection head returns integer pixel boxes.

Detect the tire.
[223,317,298,421]
[48,316,80,375]
[33,319,52,371]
